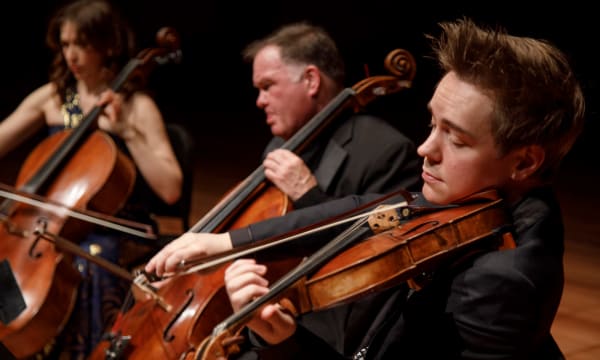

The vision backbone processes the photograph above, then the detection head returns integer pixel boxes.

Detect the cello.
[189,48,417,233]
[88,48,417,360]
[0,28,181,358]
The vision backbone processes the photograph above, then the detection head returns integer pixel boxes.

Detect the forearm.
[293,186,332,209]
[124,130,183,204]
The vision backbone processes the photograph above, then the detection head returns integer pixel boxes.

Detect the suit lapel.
[313,117,354,192]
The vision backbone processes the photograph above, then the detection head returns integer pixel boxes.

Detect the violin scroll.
[195,326,246,360]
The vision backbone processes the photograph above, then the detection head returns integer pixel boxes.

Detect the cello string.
[36,231,134,281]
[0,186,155,239]
[174,200,408,277]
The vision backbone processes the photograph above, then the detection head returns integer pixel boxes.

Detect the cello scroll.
[351,48,416,109]
[112,27,182,93]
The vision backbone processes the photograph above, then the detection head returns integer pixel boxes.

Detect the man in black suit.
[246,22,421,208]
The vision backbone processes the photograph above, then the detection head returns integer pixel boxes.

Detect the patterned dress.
[41,88,158,359]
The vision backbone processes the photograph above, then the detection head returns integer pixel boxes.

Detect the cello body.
[0,130,136,358]
[88,186,294,360]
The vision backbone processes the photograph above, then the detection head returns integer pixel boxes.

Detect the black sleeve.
[292,185,331,209]
[244,325,347,360]
[229,192,407,249]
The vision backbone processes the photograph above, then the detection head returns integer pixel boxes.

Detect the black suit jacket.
[262,112,421,209]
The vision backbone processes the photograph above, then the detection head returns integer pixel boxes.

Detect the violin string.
[214,204,375,334]
[177,200,408,276]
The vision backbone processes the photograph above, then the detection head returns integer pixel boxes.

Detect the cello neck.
[14,24,182,197]
[189,48,417,234]
[282,88,355,153]
[19,58,145,196]
[188,88,357,234]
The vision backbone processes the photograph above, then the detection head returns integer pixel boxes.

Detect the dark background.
[1,1,597,196]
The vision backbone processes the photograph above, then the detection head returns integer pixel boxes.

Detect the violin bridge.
[368,205,408,233]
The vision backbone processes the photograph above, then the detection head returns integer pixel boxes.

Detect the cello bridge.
[132,272,173,312]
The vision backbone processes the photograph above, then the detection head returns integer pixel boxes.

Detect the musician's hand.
[97,89,121,122]
[225,259,297,345]
[144,232,233,277]
[263,149,317,201]
[96,89,137,140]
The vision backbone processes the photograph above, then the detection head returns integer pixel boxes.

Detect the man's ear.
[511,144,545,181]
[303,65,321,97]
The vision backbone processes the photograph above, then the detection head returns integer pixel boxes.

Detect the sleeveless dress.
[44,88,158,359]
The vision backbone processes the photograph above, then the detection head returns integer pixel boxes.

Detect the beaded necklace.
[60,87,83,128]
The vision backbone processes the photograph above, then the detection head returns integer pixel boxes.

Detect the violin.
[0,28,181,358]
[88,49,417,360]
[194,190,516,360]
